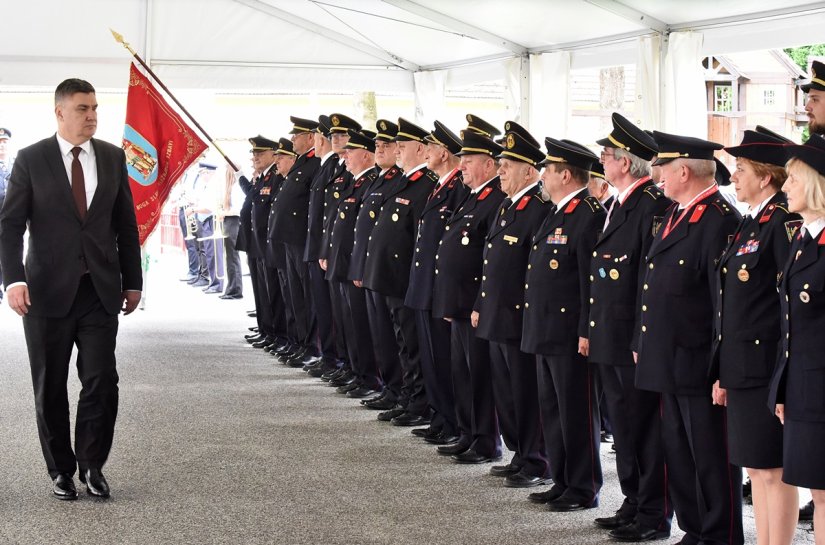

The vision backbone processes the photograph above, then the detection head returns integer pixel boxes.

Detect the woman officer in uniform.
[714,127,801,545]
[770,134,825,545]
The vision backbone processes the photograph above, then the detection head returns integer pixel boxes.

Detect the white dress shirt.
[56,133,97,209]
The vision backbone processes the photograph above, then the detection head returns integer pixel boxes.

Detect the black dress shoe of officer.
[364,396,398,410]
[251,337,274,349]
[437,441,470,456]
[245,333,265,343]
[273,342,296,355]
[595,512,636,529]
[247,326,259,332]
[321,367,346,382]
[262,342,280,353]
[361,391,386,405]
[391,412,430,427]
[52,473,77,500]
[299,354,322,367]
[308,364,338,378]
[453,449,501,464]
[411,426,435,437]
[244,331,261,340]
[608,522,669,542]
[800,500,815,521]
[489,462,521,477]
[377,406,405,421]
[330,372,357,387]
[504,472,551,488]
[346,386,378,399]
[425,431,460,445]
[82,469,110,498]
[528,485,565,504]
[547,495,597,512]
[336,381,361,394]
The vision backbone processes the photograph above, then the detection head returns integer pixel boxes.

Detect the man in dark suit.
[0,78,142,500]
[635,132,743,545]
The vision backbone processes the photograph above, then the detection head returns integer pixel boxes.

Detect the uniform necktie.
[501,198,513,209]
[71,147,87,219]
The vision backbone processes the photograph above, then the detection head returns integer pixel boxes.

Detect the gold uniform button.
[589,275,594,282]
[339,212,345,219]
[525,303,529,308]
[593,251,597,257]
[642,305,647,311]
[369,211,375,219]
[589,320,594,326]
[643,284,648,290]
[533,245,538,250]
[649,263,654,269]
[482,276,486,281]
[515,305,520,310]
[528,264,532,270]
[754,340,760,345]
[589,298,594,304]
[642,326,647,332]
[722,267,727,274]
[488,243,492,249]
[718,335,722,341]
[481,292,486,297]
[804,283,810,289]
[679,259,684,265]
[484,260,488,265]
[415,262,419,267]
[525,284,529,289]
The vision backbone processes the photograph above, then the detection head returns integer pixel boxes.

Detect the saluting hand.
[7,285,31,316]
[121,291,141,315]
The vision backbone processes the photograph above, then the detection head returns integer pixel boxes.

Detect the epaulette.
[408,170,424,182]
[425,170,439,183]
[759,203,778,224]
[583,195,602,212]
[564,198,581,214]
[385,166,401,179]
[820,230,825,245]
[477,186,493,201]
[643,185,664,200]
[446,170,461,189]
[367,169,379,181]
[689,204,707,223]
[774,202,789,214]
[710,197,734,216]
[516,195,531,210]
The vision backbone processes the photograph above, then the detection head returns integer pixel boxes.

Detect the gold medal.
[800,291,810,303]
[737,269,749,282]
[391,213,399,222]
[369,210,376,219]
[461,236,469,246]
[339,212,345,220]
[609,269,619,280]
[549,259,559,270]
[334,191,340,199]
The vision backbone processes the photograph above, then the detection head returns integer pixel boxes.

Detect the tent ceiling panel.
[621,0,823,26]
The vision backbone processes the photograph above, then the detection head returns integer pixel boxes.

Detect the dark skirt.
[726,386,784,469]
[783,418,825,489]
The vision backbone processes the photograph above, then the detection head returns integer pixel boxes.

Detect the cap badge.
[379,121,386,130]
[506,134,515,149]
[331,115,340,126]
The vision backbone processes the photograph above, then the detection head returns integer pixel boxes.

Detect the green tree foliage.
[784,44,825,71]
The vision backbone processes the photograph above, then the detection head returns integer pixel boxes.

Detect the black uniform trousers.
[339,281,381,389]
[660,393,743,545]
[598,363,671,530]
[537,353,602,504]
[283,243,318,353]
[308,261,339,363]
[23,275,119,478]
[416,311,457,434]
[328,280,350,372]
[366,289,402,401]
[385,296,426,416]
[489,341,548,478]
[249,256,273,337]
[222,216,243,298]
[263,264,290,342]
[451,319,500,457]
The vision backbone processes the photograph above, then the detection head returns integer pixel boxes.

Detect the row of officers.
[235,62,825,545]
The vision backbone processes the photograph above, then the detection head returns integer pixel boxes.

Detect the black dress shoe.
[424,431,460,445]
[547,495,597,512]
[52,473,77,501]
[608,522,670,542]
[504,472,551,488]
[452,449,503,464]
[742,477,752,504]
[489,462,521,477]
[391,413,430,427]
[336,381,361,394]
[438,442,471,456]
[377,406,405,421]
[244,331,261,340]
[346,386,378,398]
[595,512,635,529]
[364,397,398,410]
[528,485,565,503]
[251,337,274,349]
[247,326,259,332]
[82,469,110,498]
[330,372,357,387]
[411,426,434,437]
[800,499,815,521]
[245,333,265,343]
[601,430,614,443]
[322,367,346,382]
[361,391,386,405]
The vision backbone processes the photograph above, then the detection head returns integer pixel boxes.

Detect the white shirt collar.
[802,217,825,240]
[471,176,496,195]
[508,181,537,205]
[617,176,650,205]
[747,193,777,219]
[56,133,91,157]
[436,167,459,187]
[354,166,373,180]
[320,150,336,164]
[407,163,427,175]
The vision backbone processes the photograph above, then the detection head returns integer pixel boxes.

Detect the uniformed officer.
[349,120,407,409]
[0,127,13,214]
[586,162,614,209]
[635,132,743,545]
[269,117,322,365]
[405,120,467,444]
[519,137,604,509]
[432,129,506,463]
[769,135,825,545]
[801,59,825,137]
[324,129,381,398]
[464,114,501,140]
[587,113,673,540]
[714,128,800,545]
[472,130,551,488]
[192,162,226,295]
[362,117,437,426]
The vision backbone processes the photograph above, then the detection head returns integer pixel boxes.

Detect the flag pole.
[110,29,239,172]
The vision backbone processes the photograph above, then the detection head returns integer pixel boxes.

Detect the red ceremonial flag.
[122,63,207,244]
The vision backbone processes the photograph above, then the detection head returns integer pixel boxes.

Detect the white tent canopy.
[2,0,824,137]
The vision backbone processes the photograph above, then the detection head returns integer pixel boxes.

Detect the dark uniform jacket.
[635,189,740,395]
[236,174,256,254]
[326,167,378,283]
[589,179,670,365]
[432,178,506,320]
[304,152,341,262]
[522,189,605,356]
[362,166,437,299]
[269,149,320,246]
[348,165,404,282]
[404,168,468,310]
[769,226,825,422]
[262,172,286,268]
[713,193,800,389]
[474,185,550,344]
[246,166,277,259]
[319,168,352,260]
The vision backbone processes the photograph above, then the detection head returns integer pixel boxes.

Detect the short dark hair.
[55,78,96,105]
[551,162,589,185]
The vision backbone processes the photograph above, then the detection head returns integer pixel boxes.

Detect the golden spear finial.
[110,28,137,56]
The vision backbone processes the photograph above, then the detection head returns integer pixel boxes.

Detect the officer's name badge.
[396,197,410,205]
[503,235,519,244]
[547,228,568,245]
[736,239,760,256]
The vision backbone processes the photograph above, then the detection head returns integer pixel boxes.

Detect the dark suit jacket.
[304,153,341,262]
[522,189,605,356]
[269,149,320,246]
[319,169,353,261]
[432,178,506,320]
[712,193,800,388]
[474,185,550,344]
[635,190,740,395]
[0,135,142,317]
[404,168,467,310]
[588,180,671,365]
[326,168,378,282]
